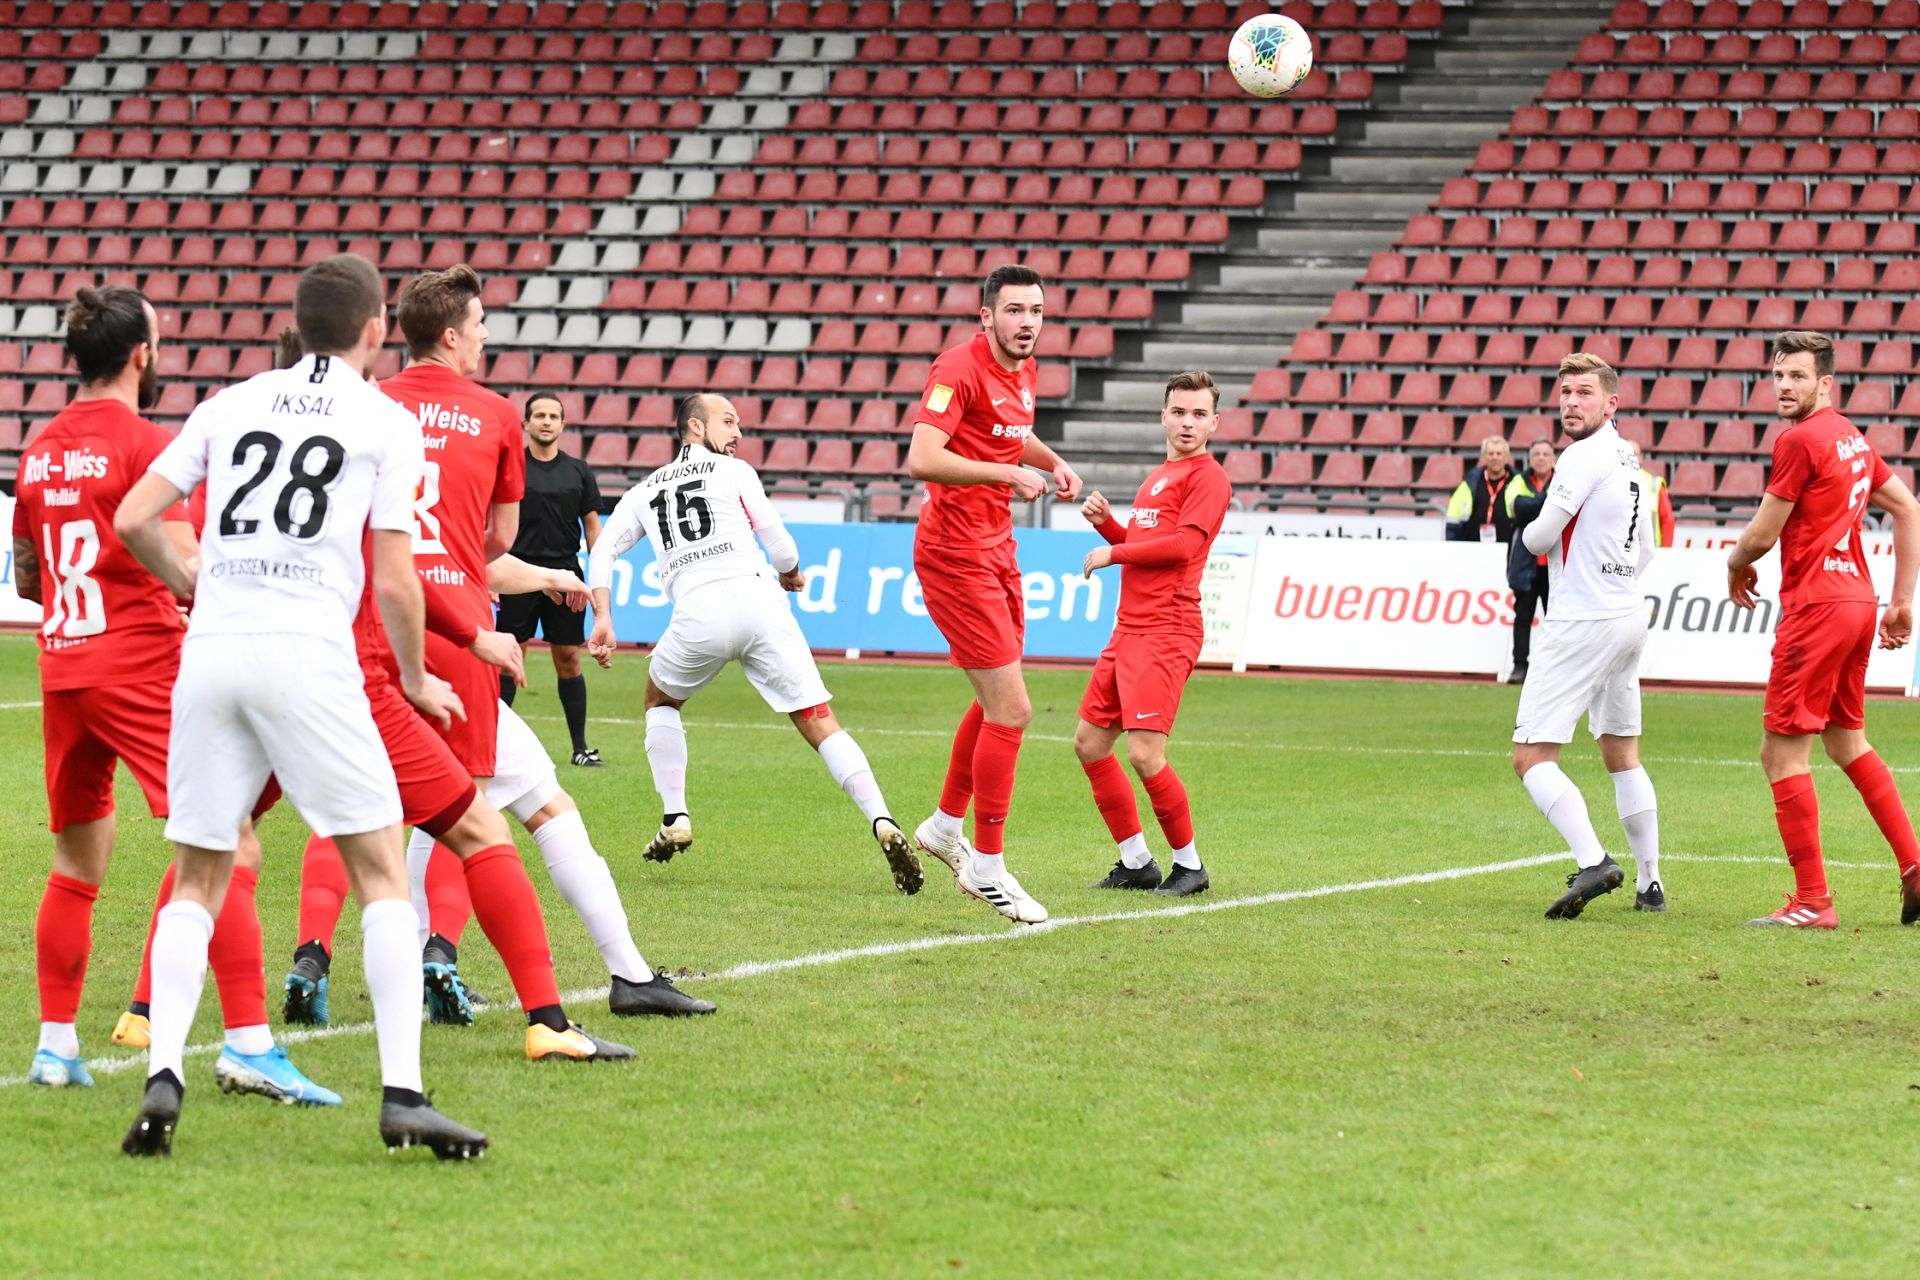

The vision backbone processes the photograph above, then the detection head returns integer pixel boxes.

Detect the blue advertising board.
[585,523,1119,661]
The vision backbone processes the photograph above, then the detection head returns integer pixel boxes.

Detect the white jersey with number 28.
[1540,420,1654,620]
[587,442,800,604]
[147,352,423,647]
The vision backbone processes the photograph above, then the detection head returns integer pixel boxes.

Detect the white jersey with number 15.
[1541,419,1654,621]
[587,441,800,605]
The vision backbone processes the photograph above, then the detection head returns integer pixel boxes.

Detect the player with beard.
[13,286,331,1103]
[906,265,1082,925]
[1729,330,1920,929]
[1508,353,1665,920]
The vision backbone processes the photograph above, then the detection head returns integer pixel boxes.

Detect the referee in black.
[498,392,605,765]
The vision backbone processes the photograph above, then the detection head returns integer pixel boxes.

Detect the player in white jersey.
[112,254,486,1159]
[1511,353,1665,921]
[585,393,922,894]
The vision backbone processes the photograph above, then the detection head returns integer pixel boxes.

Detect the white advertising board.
[0,495,44,626]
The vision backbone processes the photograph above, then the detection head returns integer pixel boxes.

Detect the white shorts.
[488,699,562,824]
[649,575,831,714]
[1513,612,1647,745]
[167,633,401,849]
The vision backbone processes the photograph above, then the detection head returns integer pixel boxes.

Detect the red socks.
[425,842,473,946]
[970,721,1024,854]
[939,700,984,817]
[298,835,350,955]
[36,871,99,1022]
[1082,755,1143,843]
[1772,773,1829,902]
[1141,765,1195,850]
[1843,750,1920,875]
[208,865,267,1030]
[130,863,169,1009]
[461,844,560,1012]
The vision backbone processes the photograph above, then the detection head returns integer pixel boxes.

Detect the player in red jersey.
[13,286,330,1101]
[1072,372,1233,898]
[906,264,1081,925]
[1729,330,1920,929]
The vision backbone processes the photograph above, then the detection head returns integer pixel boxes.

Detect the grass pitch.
[3,632,1920,1277]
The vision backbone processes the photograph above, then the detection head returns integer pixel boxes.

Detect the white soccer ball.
[1227,13,1314,98]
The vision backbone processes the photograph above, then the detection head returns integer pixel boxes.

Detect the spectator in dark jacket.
[1504,438,1556,684]
[1444,435,1515,543]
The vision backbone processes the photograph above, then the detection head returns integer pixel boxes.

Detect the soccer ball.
[1227,13,1314,98]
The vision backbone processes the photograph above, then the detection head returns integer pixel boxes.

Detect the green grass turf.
[4,631,1920,1277]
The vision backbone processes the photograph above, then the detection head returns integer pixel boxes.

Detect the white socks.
[362,898,424,1093]
[1171,842,1202,871]
[972,850,1004,877]
[147,900,214,1085]
[931,808,965,841]
[531,809,652,983]
[404,826,435,948]
[645,706,688,815]
[224,1024,273,1056]
[818,730,889,825]
[1522,762,1608,869]
[38,1021,78,1058]
[1119,832,1153,869]
[1612,766,1662,891]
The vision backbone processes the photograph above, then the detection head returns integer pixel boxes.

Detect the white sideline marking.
[4,852,1902,1089]
[530,713,1920,775]
[0,700,43,710]
[2,851,1572,1087]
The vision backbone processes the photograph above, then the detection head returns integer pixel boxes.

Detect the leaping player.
[586,393,923,895]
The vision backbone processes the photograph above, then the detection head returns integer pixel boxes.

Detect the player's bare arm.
[12,535,40,603]
[469,628,527,687]
[372,527,465,730]
[907,422,1047,502]
[585,586,616,667]
[582,508,602,551]
[583,487,647,668]
[1870,475,1920,648]
[779,567,807,593]
[1728,494,1796,610]
[1020,432,1083,501]
[488,553,589,609]
[113,472,197,600]
[484,499,519,564]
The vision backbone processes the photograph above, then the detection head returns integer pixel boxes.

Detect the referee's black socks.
[500,670,518,707]
[558,674,590,754]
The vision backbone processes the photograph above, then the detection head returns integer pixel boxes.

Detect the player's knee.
[552,646,583,678]
[1126,737,1166,776]
[444,797,512,854]
[1071,729,1106,764]
[986,697,1032,730]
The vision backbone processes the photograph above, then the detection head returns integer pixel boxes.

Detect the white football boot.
[643,815,693,863]
[957,860,1049,925]
[913,814,971,878]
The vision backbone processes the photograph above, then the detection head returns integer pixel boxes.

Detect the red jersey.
[378,362,524,626]
[1767,405,1890,612]
[1103,454,1232,634]
[913,333,1037,551]
[11,399,189,692]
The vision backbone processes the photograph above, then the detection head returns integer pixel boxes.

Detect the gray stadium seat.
[638,317,683,350]
[766,320,813,353]
[635,206,680,238]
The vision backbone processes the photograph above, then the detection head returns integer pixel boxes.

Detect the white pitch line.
[4,852,1899,1089]
[3,851,1570,1087]
[0,700,43,710]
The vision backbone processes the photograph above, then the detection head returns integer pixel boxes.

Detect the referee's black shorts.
[496,579,588,647]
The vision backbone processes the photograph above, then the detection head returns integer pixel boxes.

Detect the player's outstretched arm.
[737,464,801,578]
[488,552,589,610]
[114,472,196,600]
[907,422,1047,501]
[583,487,650,668]
[1520,503,1574,556]
[1021,432,1082,501]
[1871,476,1920,648]
[1727,493,1795,609]
[372,528,464,730]
[11,536,40,603]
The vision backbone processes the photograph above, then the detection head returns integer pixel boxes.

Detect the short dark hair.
[524,391,565,422]
[1773,330,1836,380]
[274,326,305,369]
[295,254,384,354]
[63,285,151,383]
[982,263,1044,311]
[396,264,483,360]
[676,392,715,442]
[1163,370,1218,411]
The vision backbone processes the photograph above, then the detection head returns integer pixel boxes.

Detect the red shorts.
[1764,599,1876,736]
[367,670,478,836]
[41,678,278,831]
[914,537,1024,669]
[1078,631,1203,734]
[42,679,173,831]
[424,630,499,778]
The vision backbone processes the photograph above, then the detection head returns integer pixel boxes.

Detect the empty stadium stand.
[0,0,1910,524]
